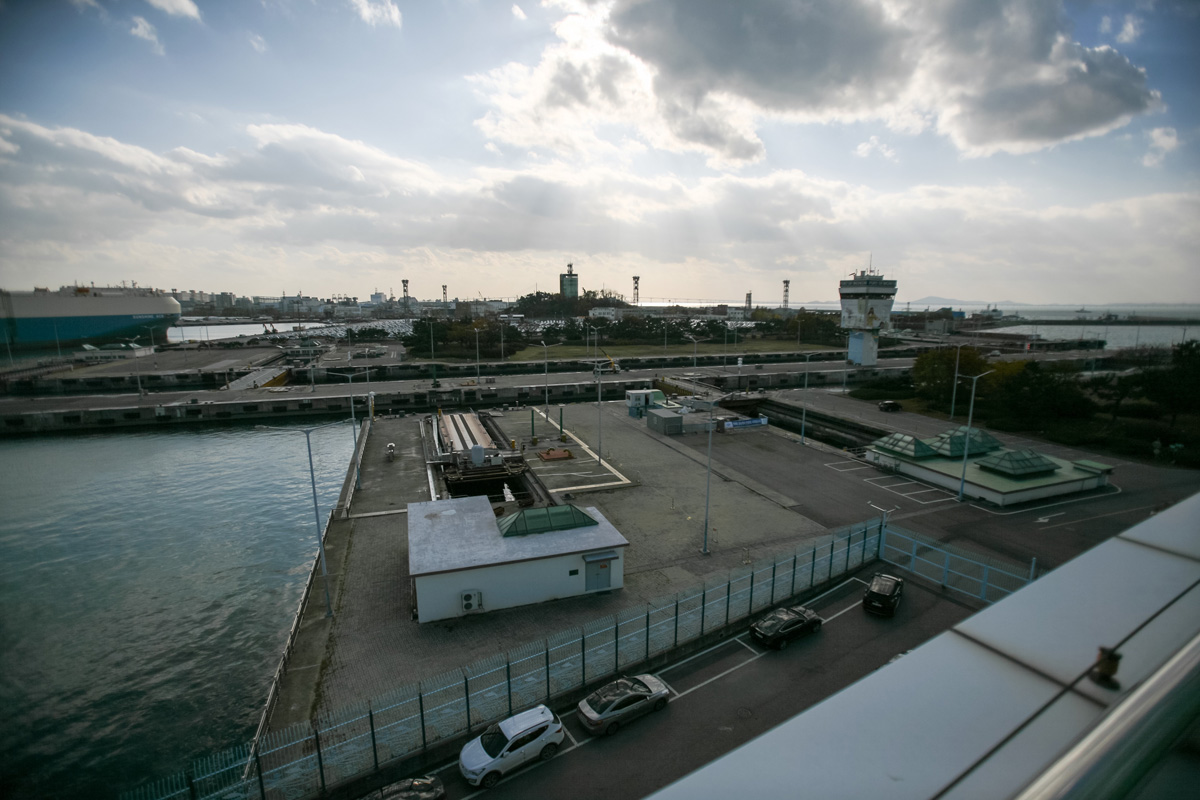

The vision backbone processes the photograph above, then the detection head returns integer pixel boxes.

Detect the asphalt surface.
[398,565,982,800]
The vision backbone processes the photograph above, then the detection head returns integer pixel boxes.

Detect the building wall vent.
[460,590,484,613]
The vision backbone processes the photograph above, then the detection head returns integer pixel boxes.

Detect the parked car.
[749,605,823,649]
[577,674,670,735]
[376,774,445,799]
[863,573,905,616]
[878,400,903,412]
[458,705,564,789]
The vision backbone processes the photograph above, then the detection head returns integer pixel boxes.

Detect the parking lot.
[400,564,983,800]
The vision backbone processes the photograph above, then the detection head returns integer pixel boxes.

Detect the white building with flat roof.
[407,495,629,623]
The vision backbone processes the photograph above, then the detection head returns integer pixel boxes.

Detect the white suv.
[458,705,565,789]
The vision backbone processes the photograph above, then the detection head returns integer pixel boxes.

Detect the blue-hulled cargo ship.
[1,284,181,350]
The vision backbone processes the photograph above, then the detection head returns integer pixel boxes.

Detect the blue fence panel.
[464,655,510,729]
[727,567,752,621]
[547,628,583,697]
[748,559,775,614]
[582,615,618,683]
[257,722,322,800]
[616,606,648,669]
[314,701,375,789]
[508,641,549,711]
[418,670,468,745]
[371,683,422,763]
[701,579,729,634]
[646,594,677,656]
[675,589,704,645]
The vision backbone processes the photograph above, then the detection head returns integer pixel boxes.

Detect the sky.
[0,0,1198,307]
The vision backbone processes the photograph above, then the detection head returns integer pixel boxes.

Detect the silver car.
[577,674,670,736]
[458,705,564,789]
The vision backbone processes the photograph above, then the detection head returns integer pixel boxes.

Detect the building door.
[585,560,610,591]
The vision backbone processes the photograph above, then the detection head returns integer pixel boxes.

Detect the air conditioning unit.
[460,589,484,613]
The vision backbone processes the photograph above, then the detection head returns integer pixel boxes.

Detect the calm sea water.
[0,425,354,800]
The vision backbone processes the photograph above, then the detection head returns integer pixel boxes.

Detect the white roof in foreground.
[647,492,1200,800]
[407,495,628,577]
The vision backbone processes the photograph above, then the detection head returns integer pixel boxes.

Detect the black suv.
[878,400,903,412]
[863,573,904,616]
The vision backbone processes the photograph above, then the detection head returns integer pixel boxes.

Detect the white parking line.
[656,675,678,697]
[823,600,867,623]
[561,726,579,747]
[672,651,769,700]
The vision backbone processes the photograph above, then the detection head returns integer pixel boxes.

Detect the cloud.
[348,0,402,29]
[2,113,1195,304]
[130,16,165,56]
[1116,14,1143,43]
[512,5,527,21]
[854,137,897,161]
[144,0,201,21]
[471,0,1161,163]
[1100,16,1112,34]
[249,33,268,53]
[69,0,102,10]
[1142,127,1178,167]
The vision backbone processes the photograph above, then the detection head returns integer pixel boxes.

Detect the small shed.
[407,495,629,623]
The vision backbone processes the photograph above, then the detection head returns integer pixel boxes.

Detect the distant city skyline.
[1,1,1198,306]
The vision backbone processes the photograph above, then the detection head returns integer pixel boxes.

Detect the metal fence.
[122,522,883,800]
[880,524,1038,604]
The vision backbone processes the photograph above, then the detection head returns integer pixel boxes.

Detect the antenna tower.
[633,276,640,304]
[782,280,790,310]
[745,292,752,314]
[442,285,447,303]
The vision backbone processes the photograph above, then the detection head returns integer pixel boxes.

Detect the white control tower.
[839,268,896,366]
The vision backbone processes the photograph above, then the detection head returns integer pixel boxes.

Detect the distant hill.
[904,296,1018,307]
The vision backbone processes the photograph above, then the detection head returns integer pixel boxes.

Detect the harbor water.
[0,425,354,799]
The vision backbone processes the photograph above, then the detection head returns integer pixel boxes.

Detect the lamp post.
[594,363,604,470]
[949,343,965,420]
[327,369,369,447]
[800,352,817,445]
[539,340,562,421]
[256,420,349,617]
[119,337,144,397]
[474,328,481,382]
[957,370,994,502]
[867,501,899,538]
[701,399,715,555]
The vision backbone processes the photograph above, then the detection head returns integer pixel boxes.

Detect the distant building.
[560,263,579,299]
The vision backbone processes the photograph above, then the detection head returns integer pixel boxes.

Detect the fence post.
[673,596,680,647]
[464,674,471,731]
[942,551,951,586]
[614,619,619,672]
[861,525,868,563]
[545,645,551,699]
[981,565,990,602]
[791,553,797,596]
[748,570,755,611]
[418,692,427,750]
[810,547,816,588]
[582,633,587,684]
[1029,557,1037,583]
[844,532,851,573]
[770,562,777,603]
[253,747,267,800]
[369,707,379,772]
[186,772,198,800]
[879,525,885,558]
[700,587,707,634]
[313,727,326,794]
[720,578,729,628]
[507,661,513,715]
[645,607,651,659]
[828,541,834,581]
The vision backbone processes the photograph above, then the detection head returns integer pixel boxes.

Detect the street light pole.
[256,420,348,617]
[539,340,562,422]
[949,343,964,420]
[702,400,715,555]
[957,370,994,502]
[474,328,481,382]
[800,352,816,445]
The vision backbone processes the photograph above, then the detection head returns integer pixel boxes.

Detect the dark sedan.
[749,605,823,649]
[863,573,905,616]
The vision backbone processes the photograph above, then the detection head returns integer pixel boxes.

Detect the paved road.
[385,566,981,800]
